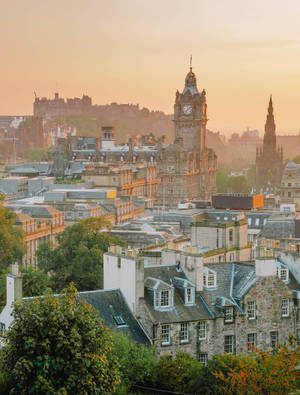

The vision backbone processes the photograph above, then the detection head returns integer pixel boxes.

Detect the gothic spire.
[263,95,276,154]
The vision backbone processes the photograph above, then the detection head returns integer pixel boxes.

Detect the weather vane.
[190,54,192,71]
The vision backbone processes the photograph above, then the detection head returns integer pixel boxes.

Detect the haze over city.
[2,0,300,135]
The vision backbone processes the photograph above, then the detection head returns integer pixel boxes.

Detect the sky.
[1,0,300,136]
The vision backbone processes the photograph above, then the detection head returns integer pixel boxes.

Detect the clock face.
[183,104,192,115]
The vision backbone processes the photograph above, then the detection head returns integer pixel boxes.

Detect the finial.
[190,54,192,71]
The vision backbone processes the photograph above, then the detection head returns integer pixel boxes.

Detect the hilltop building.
[256,96,283,191]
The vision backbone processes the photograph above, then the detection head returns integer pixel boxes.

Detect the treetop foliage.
[0,206,26,271]
[36,216,126,292]
[1,283,120,394]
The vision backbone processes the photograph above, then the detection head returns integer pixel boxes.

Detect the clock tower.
[174,64,207,153]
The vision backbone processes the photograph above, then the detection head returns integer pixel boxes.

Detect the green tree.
[186,353,247,395]
[0,206,26,270]
[111,332,156,393]
[21,266,52,297]
[227,175,249,193]
[0,267,52,311]
[214,343,299,395]
[293,155,300,164]
[1,283,120,394]
[36,217,126,292]
[155,352,200,393]
[245,165,256,192]
[28,147,48,162]
[216,171,229,193]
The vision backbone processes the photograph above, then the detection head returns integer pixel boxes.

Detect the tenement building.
[280,161,300,208]
[256,96,283,191]
[104,247,300,362]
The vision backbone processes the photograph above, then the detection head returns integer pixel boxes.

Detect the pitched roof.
[259,213,296,239]
[143,265,212,324]
[77,289,150,345]
[24,288,150,346]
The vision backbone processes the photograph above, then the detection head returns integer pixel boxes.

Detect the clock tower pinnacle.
[173,65,207,153]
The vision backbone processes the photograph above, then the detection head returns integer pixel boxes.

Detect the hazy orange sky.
[2,0,300,136]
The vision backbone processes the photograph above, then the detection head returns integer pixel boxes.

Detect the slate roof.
[259,213,296,239]
[201,263,240,316]
[204,209,271,230]
[143,265,213,324]
[77,289,150,345]
[7,204,62,218]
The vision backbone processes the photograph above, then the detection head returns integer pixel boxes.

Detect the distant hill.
[90,103,229,161]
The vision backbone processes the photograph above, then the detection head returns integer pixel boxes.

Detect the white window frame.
[279,268,288,282]
[198,321,207,340]
[160,290,170,307]
[281,298,289,317]
[185,287,194,305]
[224,335,235,354]
[203,268,217,288]
[247,333,257,350]
[224,306,234,323]
[247,301,256,320]
[161,324,171,345]
[198,353,208,365]
[179,322,189,343]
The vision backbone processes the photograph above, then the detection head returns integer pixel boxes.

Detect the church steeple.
[263,95,276,154]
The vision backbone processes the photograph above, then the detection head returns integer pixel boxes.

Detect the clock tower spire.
[173,64,206,152]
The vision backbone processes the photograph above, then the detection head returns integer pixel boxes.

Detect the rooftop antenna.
[190,54,192,71]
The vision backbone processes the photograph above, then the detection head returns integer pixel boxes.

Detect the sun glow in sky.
[2,0,300,135]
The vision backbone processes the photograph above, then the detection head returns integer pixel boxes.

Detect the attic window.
[203,268,217,288]
[277,265,289,282]
[185,287,195,305]
[161,290,170,306]
[154,289,173,309]
[114,315,125,326]
[279,268,288,282]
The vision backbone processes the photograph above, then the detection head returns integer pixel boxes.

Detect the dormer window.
[277,264,289,283]
[185,287,195,305]
[161,290,170,307]
[279,268,288,282]
[203,268,217,288]
[155,289,173,309]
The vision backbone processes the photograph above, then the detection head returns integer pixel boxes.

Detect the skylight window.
[114,315,126,326]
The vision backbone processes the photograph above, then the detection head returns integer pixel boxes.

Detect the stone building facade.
[280,161,300,208]
[104,248,300,362]
[157,66,217,205]
[256,96,284,191]
[190,212,252,262]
